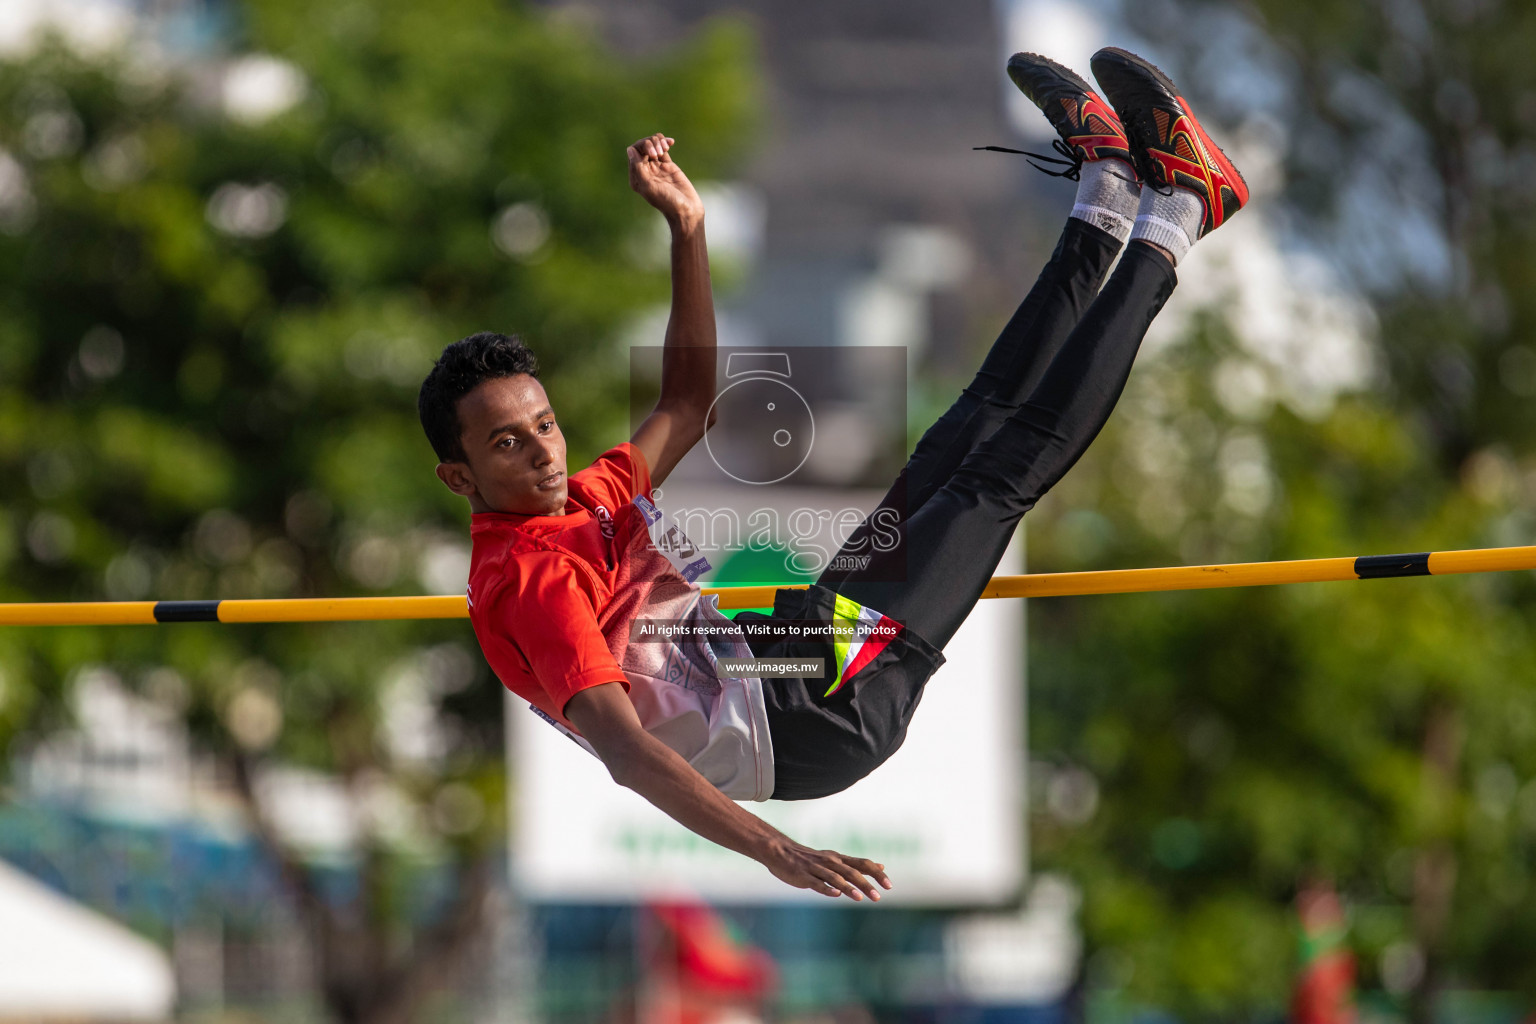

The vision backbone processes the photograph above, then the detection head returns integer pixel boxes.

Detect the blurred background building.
[550,0,1026,371]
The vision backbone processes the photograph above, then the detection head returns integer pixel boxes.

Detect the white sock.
[1129,184,1205,265]
[1069,158,1140,243]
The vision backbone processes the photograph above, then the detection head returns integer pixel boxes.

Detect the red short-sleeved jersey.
[467,442,654,723]
[467,442,774,800]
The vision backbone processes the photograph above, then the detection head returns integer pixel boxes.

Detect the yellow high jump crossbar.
[0,545,1534,626]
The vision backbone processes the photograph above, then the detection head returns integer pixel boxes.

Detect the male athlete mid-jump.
[418,49,1247,901]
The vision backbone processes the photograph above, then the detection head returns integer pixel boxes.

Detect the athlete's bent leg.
[757,243,1174,801]
[818,217,1121,587]
[834,241,1175,650]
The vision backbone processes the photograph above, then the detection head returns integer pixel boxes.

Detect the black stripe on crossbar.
[1354,552,1432,579]
[153,600,222,623]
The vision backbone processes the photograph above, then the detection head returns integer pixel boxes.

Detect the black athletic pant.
[821,219,1177,649]
[756,218,1177,799]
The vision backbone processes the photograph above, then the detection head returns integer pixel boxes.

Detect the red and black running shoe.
[1089,47,1248,236]
[992,51,1133,180]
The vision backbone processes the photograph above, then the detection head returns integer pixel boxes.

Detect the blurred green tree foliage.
[0,1,755,1021]
[1024,2,1536,1020]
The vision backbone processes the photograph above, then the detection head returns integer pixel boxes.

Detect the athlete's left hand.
[627,133,703,231]
[762,837,893,902]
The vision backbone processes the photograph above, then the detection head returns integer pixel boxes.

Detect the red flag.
[646,901,776,999]
[1291,882,1356,1024]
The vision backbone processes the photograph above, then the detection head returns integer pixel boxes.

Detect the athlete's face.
[436,374,569,515]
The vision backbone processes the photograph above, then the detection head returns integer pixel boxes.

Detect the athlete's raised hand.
[763,838,892,902]
[627,133,703,231]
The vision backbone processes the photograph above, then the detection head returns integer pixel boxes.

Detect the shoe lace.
[973,137,1082,182]
[1120,124,1174,196]
[976,134,1176,197]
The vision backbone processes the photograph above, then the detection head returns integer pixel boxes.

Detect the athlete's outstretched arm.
[625,133,718,488]
[565,682,891,901]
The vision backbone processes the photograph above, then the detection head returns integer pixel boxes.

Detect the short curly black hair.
[418,331,539,463]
